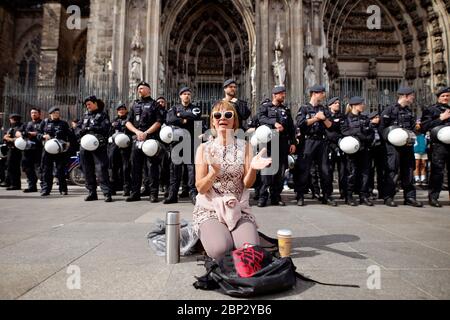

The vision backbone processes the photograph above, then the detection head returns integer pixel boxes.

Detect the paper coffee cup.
[277,229,292,257]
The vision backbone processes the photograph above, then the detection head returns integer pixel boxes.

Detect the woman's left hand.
[250,148,272,170]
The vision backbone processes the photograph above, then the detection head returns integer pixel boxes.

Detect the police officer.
[18,108,43,193]
[222,79,251,128]
[156,96,171,198]
[257,85,296,207]
[421,86,450,207]
[125,81,163,202]
[38,107,70,196]
[341,97,375,206]
[295,85,336,206]
[164,87,202,204]
[2,114,24,190]
[325,97,347,200]
[379,87,423,207]
[78,96,112,202]
[108,103,132,197]
[367,111,385,200]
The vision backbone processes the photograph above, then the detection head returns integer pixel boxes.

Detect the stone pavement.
[0,181,449,300]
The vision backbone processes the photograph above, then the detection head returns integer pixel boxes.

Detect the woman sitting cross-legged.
[193,101,272,261]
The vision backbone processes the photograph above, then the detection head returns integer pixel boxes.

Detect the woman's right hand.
[206,149,221,176]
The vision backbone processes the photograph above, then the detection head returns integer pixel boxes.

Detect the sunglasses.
[213,110,234,120]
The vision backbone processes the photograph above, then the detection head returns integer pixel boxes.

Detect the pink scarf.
[196,189,251,231]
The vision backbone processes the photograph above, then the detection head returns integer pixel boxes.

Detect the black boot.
[85,193,98,201]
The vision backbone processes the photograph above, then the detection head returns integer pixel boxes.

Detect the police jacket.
[420,103,450,133]
[38,118,70,142]
[341,113,375,148]
[296,103,330,138]
[109,115,130,137]
[258,100,296,145]
[325,111,345,145]
[127,96,162,139]
[5,122,24,148]
[21,119,43,149]
[166,103,202,137]
[379,103,416,139]
[79,110,111,139]
[227,98,251,127]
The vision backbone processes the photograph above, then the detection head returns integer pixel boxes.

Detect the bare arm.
[243,143,257,188]
[195,144,219,195]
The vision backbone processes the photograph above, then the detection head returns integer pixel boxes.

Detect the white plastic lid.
[277,229,292,237]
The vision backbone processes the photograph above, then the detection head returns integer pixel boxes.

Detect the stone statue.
[129,52,143,85]
[304,57,316,90]
[158,52,165,96]
[250,45,257,101]
[273,49,286,86]
[368,58,377,79]
[322,62,329,92]
[272,20,286,86]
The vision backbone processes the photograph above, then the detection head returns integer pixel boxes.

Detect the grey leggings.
[199,219,260,261]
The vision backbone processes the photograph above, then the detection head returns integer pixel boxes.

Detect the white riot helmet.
[288,155,296,170]
[114,133,131,148]
[141,139,160,157]
[14,137,29,151]
[44,138,68,154]
[255,125,272,143]
[339,136,360,154]
[159,125,174,144]
[250,134,259,147]
[80,134,100,151]
[387,127,415,147]
[436,125,450,144]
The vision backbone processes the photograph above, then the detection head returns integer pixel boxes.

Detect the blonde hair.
[209,101,240,130]
[345,104,352,114]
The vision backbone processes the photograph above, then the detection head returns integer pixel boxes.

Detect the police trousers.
[429,142,450,200]
[22,147,42,189]
[346,148,370,198]
[295,139,332,199]
[384,143,416,200]
[108,143,131,193]
[41,151,67,193]
[80,146,111,195]
[6,147,22,188]
[130,142,160,198]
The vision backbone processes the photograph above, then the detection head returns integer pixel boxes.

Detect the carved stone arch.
[15,24,42,65]
[194,35,226,77]
[15,24,42,87]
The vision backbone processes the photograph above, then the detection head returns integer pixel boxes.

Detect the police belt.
[305,134,326,140]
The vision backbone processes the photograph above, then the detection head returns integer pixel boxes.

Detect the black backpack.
[193,233,359,298]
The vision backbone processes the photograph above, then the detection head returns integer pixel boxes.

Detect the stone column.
[289,0,303,106]
[145,0,161,94]
[38,3,62,87]
[256,0,270,102]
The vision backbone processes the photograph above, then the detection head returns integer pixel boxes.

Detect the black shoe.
[296,197,305,206]
[164,191,169,198]
[257,199,267,207]
[126,195,141,202]
[360,197,374,206]
[104,194,113,202]
[163,197,178,204]
[323,198,338,207]
[429,198,442,208]
[149,195,159,203]
[384,198,397,207]
[85,194,98,201]
[6,186,20,190]
[347,198,358,206]
[179,190,190,198]
[40,192,50,197]
[271,199,286,206]
[404,198,423,207]
[23,187,37,193]
[0,183,9,188]
[60,191,68,195]
[140,189,150,197]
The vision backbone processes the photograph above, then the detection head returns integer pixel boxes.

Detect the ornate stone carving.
[304,57,317,90]
[419,56,431,78]
[368,58,377,79]
[272,20,286,86]
[128,23,144,99]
